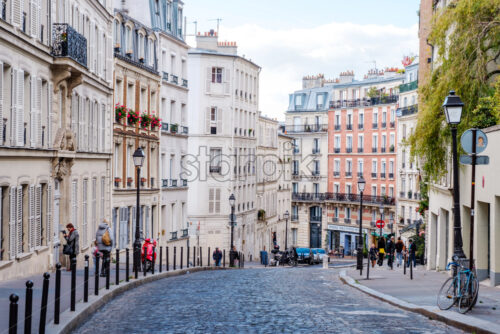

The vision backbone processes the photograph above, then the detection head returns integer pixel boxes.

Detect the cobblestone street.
[74,267,463,333]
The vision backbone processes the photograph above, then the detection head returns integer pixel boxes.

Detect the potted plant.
[140,112,152,128]
[389,144,395,152]
[170,123,178,133]
[249,128,253,135]
[258,209,266,221]
[114,177,121,187]
[127,109,140,126]
[151,115,161,130]
[115,103,127,123]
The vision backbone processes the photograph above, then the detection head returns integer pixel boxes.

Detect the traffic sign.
[461,129,488,154]
[460,155,489,165]
[376,220,385,229]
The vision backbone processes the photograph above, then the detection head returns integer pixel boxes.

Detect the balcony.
[372,123,378,129]
[209,166,221,173]
[291,214,299,221]
[397,105,418,117]
[334,125,341,131]
[381,147,386,153]
[344,218,351,224]
[161,122,169,132]
[310,215,322,222]
[358,124,364,130]
[292,192,396,206]
[182,79,188,87]
[381,122,387,128]
[171,75,178,85]
[312,148,321,154]
[402,162,406,168]
[400,191,405,198]
[181,126,189,134]
[346,124,352,130]
[346,147,352,153]
[293,148,300,154]
[380,173,386,179]
[283,124,328,133]
[407,191,413,199]
[182,179,188,187]
[312,170,321,177]
[358,148,364,153]
[170,231,178,240]
[371,172,377,178]
[333,171,340,177]
[332,217,339,223]
[357,172,364,177]
[389,145,395,153]
[170,179,177,187]
[162,72,169,82]
[399,80,418,93]
[372,147,377,153]
[390,121,395,128]
[389,173,394,179]
[329,96,399,109]
[292,170,299,177]
[345,172,352,177]
[51,23,87,67]
[181,229,189,237]
[170,123,178,134]
[162,179,169,188]
[150,177,155,188]
[334,148,341,153]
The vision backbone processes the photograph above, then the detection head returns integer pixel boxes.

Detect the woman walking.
[63,223,79,271]
[369,243,378,268]
[377,236,386,266]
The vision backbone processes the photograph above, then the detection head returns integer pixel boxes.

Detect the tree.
[410,0,500,181]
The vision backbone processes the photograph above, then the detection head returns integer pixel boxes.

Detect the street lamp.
[132,147,145,278]
[284,210,290,250]
[229,194,236,266]
[379,205,384,238]
[442,90,466,259]
[357,177,366,275]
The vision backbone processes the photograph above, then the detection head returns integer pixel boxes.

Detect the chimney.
[121,0,128,13]
[217,40,238,55]
[196,29,219,51]
[338,71,354,84]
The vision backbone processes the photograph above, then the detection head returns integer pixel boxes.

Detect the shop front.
[327,224,368,256]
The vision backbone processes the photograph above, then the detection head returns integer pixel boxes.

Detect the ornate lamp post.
[132,147,145,277]
[357,177,366,275]
[442,90,466,259]
[284,210,290,250]
[229,194,236,266]
[379,205,384,238]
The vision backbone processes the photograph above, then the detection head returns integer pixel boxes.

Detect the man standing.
[386,236,395,269]
[96,220,114,277]
[377,236,386,266]
[407,239,417,268]
[395,237,404,267]
[213,247,222,266]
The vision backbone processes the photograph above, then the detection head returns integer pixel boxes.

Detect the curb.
[46,267,226,334]
[330,264,356,269]
[339,270,500,334]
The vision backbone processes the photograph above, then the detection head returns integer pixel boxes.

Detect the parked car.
[312,248,326,263]
[296,248,314,264]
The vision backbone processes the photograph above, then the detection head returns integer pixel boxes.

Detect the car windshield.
[296,248,309,253]
[316,249,326,254]
[311,249,317,254]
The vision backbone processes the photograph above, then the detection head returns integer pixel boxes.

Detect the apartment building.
[0,0,114,280]
[186,30,260,260]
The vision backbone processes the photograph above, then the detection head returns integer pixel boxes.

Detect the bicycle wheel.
[437,277,458,310]
[458,275,479,314]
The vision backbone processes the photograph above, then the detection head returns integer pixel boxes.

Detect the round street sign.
[461,129,488,155]
[376,220,385,229]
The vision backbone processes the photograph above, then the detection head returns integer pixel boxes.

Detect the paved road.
[74,267,463,333]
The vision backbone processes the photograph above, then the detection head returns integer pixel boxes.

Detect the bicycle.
[437,260,479,313]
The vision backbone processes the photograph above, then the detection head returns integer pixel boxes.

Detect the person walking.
[96,220,114,277]
[369,243,378,268]
[377,236,386,266]
[395,237,404,267]
[386,236,395,269]
[63,223,79,271]
[213,247,222,266]
[92,241,101,275]
[407,239,417,268]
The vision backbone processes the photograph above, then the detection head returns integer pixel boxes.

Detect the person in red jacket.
[141,238,157,263]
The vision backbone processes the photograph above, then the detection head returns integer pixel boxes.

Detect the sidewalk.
[343,264,500,333]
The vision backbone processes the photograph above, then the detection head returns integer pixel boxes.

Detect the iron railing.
[399,80,418,93]
[51,23,87,67]
[292,192,396,206]
[397,105,418,117]
[283,124,328,133]
[329,95,399,109]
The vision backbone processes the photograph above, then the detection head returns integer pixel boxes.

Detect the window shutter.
[30,0,38,38]
[82,179,88,246]
[9,187,16,259]
[16,185,23,255]
[119,207,128,249]
[131,206,136,242]
[106,36,113,83]
[46,182,52,242]
[205,67,211,94]
[16,70,24,146]
[205,107,210,134]
[215,189,221,213]
[0,62,3,144]
[208,188,214,213]
[35,184,41,247]
[71,93,77,144]
[224,68,230,95]
[12,0,22,27]
[145,206,150,239]
[216,108,222,134]
[100,177,105,220]
[93,102,98,151]
[10,69,17,146]
[36,77,42,147]
[71,180,77,227]
[78,96,84,150]
[29,184,35,251]
[88,102,93,151]
[89,22,95,73]
[30,76,36,147]
[47,83,53,148]
[92,178,96,235]
[97,30,102,77]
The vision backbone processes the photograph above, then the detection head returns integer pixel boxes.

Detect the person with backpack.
[407,239,417,268]
[395,237,404,267]
[63,223,79,271]
[377,236,386,266]
[96,220,114,277]
[386,236,395,269]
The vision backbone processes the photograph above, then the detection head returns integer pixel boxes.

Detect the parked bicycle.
[437,257,479,314]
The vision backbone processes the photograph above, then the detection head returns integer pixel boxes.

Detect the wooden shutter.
[30,76,36,147]
[106,36,113,83]
[78,96,84,150]
[89,21,94,73]
[71,180,77,227]
[30,0,39,38]
[11,0,22,27]
[224,68,230,95]
[119,207,128,249]
[131,206,136,243]
[208,188,214,213]
[0,62,3,144]
[92,178,96,234]
[71,93,78,143]
[205,67,211,94]
[97,30,103,77]
[36,77,42,147]
[100,103,106,151]
[46,182,52,243]
[88,102,93,151]
[93,102,98,151]
[205,107,211,134]
[16,70,24,146]
[16,185,22,255]
[145,206,150,239]
[28,184,35,251]
[215,189,221,213]
[10,69,17,146]
[9,187,16,259]
[100,177,105,220]
[35,184,41,247]
[47,83,53,148]
[82,179,88,246]
[216,108,222,134]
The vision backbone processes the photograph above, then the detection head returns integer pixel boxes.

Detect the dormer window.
[138,33,145,60]
[295,94,302,107]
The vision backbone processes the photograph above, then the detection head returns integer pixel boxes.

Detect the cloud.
[216,21,419,121]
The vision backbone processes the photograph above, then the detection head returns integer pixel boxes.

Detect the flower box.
[127,110,139,126]
[140,113,152,128]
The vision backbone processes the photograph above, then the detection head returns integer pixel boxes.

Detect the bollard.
[180,247,183,269]
[208,247,211,267]
[54,263,61,324]
[187,246,190,268]
[116,249,120,285]
[126,248,130,282]
[166,247,169,271]
[193,246,196,268]
[134,248,139,279]
[366,252,370,280]
[39,273,50,334]
[95,253,100,295]
[9,294,19,334]
[242,254,245,268]
[71,258,76,311]
[239,252,242,268]
[152,247,156,275]
[84,255,89,302]
[410,257,413,280]
[159,246,163,273]
[173,247,177,270]
[200,247,203,267]
[404,253,407,275]
[106,253,111,289]
[143,252,147,277]
[24,280,33,334]
[223,250,226,267]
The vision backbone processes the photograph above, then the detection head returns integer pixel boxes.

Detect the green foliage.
[411,234,426,259]
[367,87,379,98]
[418,177,429,218]
[410,0,500,181]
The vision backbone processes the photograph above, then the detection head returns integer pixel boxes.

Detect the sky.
[184,0,420,121]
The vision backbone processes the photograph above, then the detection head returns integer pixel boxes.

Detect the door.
[310,223,321,248]
[53,180,61,265]
[345,235,351,255]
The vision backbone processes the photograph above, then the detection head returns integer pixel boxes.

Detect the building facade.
[0,0,114,280]
[186,30,260,260]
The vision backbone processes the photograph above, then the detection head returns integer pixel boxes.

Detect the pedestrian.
[377,236,386,266]
[213,247,222,266]
[92,240,102,275]
[231,246,240,266]
[407,239,417,268]
[340,245,345,258]
[386,236,395,269]
[62,223,79,271]
[395,237,404,267]
[95,219,114,277]
[369,243,378,268]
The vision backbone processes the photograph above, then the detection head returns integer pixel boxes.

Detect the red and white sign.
[376,220,385,229]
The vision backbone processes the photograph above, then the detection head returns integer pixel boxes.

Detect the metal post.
[134,166,142,279]
[84,255,89,302]
[54,263,61,324]
[116,249,120,285]
[172,246,176,270]
[193,246,196,267]
[469,128,477,270]
[404,252,407,275]
[285,216,289,250]
[230,204,235,267]
[366,248,370,280]
[208,247,210,266]
[410,257,413,280]
[9,294,19,334]
[223,249,226,267]
[126,248,130,282]
[166,247,169,271]
[200,247,203,266]
[71,258,76,311]
[159,246,163,273]
[180,247,183,269]
[187,245,190,268]
[24,281,33,334]
[358,191,364,275]
[451,126,466,259]
[95,253,100,295]
[39,273,50,334]
[152,246,156,274]
[105,254,110,289]
[143,253,147,277]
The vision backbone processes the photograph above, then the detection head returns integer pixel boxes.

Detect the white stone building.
[0,0,114,280]
[186,30,260,260]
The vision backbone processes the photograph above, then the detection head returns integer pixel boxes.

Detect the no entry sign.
[376,220,385,229]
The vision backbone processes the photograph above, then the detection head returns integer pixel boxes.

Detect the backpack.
[102,228,111,246]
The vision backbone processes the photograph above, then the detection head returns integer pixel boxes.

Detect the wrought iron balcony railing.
[329,95,399,109]
[292,192,396,206]
[399,80,418,93]
[171,75,178,85]
[182,79,188,87]
[52,23,87,67]
[283,124,328,133]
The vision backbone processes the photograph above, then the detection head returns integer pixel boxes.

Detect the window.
[113,20,120,46]
[295,94,302,106]
[346,207,351,219]
[209,107,218,134]
[390,109,395,122]
[372,134,378,149]
[346,136,352,150]
[334,207,339,218]
[291,228,298,246]
[346,160,352,174]
[334,160,340,174]
[316,94,324,108]
[358,159,364,175]
[335,112,341,128]
[334,135,340,151]
[292,183,298,193]
[372,160,377,174]
[373,111,378,124]
[138,33,145,60]
[358,134,364,150]
[313,183,319,195]
[211,67,222,83]
[209,148,222,172]
[82,179,88,247]
[334,184,339,193]
[371,186,377,196]
[359,113,364,127]
[208,188,221,214]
